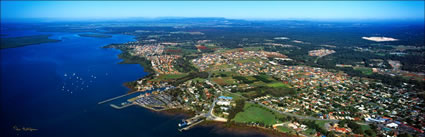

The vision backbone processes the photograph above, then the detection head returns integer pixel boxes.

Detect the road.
[205,72,228,122]
[206,98,216,118]
[206,98,227,122]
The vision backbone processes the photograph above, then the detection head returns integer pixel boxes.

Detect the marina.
[98,87,182,111]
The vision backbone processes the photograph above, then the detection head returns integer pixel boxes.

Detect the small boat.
[178,122,187,127]
[178,120,188,127]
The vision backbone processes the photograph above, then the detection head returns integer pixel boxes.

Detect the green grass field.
[212,77,236,85]
[253,75,275,83]
[223,92,243,101]
[355,67,373,75]
[360,124,371,131]
[238,58,260,63]
[191,78,206,83]
[233,103,277,125]
[266,82,290,88]
[360,124,375,136]
[277,126,292,133]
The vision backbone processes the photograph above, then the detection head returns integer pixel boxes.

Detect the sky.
[1,1,424,21]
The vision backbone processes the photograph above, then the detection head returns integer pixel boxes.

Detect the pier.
[178,114,206,131]
[179,119,204,131]
[98,91,140,104]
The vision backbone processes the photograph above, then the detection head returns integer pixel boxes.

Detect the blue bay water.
[0,30,267,137]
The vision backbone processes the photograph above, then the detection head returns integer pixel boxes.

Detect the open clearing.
[266,82,290,88]
[233,103,277,126]
[354,67,373,75]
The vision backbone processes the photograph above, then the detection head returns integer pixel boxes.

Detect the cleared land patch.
[266,82,290,88]
[233,103,277,126]
[212,77,236,85]
[354,67,373,75]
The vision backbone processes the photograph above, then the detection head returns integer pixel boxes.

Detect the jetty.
[178,114,206,131]
[98,91,140,104]
[179,119,204,131]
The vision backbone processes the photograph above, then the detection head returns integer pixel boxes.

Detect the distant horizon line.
[2,16,424,23]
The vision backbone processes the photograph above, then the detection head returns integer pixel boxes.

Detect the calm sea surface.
[0,29,267,137]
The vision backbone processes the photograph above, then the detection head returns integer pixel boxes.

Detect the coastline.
[199,121,295,137]
[104,38,294,137]
[156,108,294,137]
[104,42,155,93]
[123,82,138,93]
[158,108,196,118]
[1,34,61,49]
[0,31,155,137]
